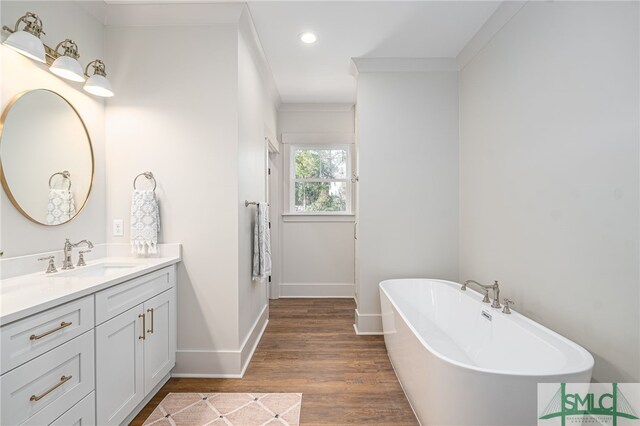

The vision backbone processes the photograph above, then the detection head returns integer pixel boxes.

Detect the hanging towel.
[130,190,160,255]
[46,189,76,225]
[252,203,272,279]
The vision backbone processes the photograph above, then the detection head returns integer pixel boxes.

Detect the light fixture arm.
[84,59,107,78]
[2,12,45,38]
[53,39,79,59]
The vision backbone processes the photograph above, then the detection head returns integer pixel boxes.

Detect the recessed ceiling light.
[299,32,318,44]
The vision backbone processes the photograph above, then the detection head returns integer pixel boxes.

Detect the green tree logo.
[540,383,639,425]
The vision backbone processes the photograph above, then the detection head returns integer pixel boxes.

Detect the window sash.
[293,178,349,183]
[289,145,352,214]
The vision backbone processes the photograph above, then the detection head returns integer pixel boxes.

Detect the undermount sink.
[56,262,141,278]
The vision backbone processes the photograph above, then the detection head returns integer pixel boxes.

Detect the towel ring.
[133,171,157,191]
[49,171,71,190]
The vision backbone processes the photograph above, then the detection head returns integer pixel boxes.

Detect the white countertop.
[0,245,181,326]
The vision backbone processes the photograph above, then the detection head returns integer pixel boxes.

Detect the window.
[289,145,352,214]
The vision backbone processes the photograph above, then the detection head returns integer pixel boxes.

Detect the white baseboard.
[239,305,269,376]
[173,304,269,378]
[279,282,354,298]
[173,351,245,378]
[354,309,383,335]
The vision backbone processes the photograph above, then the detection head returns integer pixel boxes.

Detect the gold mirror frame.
[0,89,95,226]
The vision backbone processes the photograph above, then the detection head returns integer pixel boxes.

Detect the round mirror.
[0,89,94,225]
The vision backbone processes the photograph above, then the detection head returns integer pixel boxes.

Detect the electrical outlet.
[113,219,124,236]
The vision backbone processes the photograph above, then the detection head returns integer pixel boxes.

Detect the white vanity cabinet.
[143,288,177,393]
[95,268,176,425]
[0,263,178,426]
[95,307,145,425]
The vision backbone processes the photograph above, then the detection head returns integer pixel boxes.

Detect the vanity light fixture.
[49,39,85,82]
[83,59,114,98]
[2,11,115,97]
[299,32,318,44]
[2,12,46,63]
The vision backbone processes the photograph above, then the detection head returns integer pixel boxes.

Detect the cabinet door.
[96,305,145,425]
[143,287,176,394]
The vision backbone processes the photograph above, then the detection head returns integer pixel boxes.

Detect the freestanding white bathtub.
[380,279,594,426]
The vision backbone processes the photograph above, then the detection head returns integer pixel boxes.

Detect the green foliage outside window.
[294,148,348,212]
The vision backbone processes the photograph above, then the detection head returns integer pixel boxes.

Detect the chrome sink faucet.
[62,239,94,270]
[462,279,502,309]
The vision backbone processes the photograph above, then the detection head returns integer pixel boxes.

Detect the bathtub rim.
[379,278,595,378]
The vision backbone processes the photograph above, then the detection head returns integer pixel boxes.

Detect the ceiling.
[247,1,502,104]
[90,0,502,105]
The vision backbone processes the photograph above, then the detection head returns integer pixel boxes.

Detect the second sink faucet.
[62,239,94,270]
[462,279,502,309]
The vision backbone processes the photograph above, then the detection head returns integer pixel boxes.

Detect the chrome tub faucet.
[62,239,94,270]
[462,279,502,309]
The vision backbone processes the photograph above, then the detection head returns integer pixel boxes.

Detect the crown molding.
[75,1,109,25]
[456,1,528,70]
[239,6,281,108]
[350,57,459,77]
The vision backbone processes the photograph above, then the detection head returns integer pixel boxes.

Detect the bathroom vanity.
[0,244,181,426]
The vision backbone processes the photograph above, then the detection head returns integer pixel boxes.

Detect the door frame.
[266,131,281,299]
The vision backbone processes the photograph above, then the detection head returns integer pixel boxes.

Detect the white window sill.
[281,213,356,223]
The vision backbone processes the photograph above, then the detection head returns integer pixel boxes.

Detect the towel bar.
[133,171,157,191]
[245,200,270,207]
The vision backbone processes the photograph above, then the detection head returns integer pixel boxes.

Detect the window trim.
[288,144,353,215]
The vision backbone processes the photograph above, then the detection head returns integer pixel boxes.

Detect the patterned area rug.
[143,393,302,426]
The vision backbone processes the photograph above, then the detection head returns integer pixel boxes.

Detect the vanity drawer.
[0,296,94,374]
[0,330,95,426]
[50,391,95,426]
[95,266,175,324]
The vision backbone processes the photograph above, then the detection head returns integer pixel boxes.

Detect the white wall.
[106,24,241,373]
[354,68,460,333]
[277,105,356,297]
[0,1,106,257]
[278,106,355,134]
[105,4,277,376]
[237,9,277,346]
[459,1,639,382]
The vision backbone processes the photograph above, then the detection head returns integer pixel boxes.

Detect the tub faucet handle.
[502,298,514,314]
[482,289,490,303]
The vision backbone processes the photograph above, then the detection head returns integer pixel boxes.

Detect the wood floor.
[131,299,418,425]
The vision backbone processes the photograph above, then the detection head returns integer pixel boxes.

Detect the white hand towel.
[252,203,272,279]
[131,190,160,255]
[46,189,76,225]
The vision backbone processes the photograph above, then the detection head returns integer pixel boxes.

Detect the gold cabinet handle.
[30,322,72,340]
[147,308,154,334]
[138,313,146,340]
[30,375,72,401]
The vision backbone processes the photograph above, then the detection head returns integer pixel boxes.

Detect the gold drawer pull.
[138,313,146,340]
[30,375,72,401]
[30,322,72,341]
[147,308,154,334]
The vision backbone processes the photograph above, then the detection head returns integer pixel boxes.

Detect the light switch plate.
[113,219,124,236]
